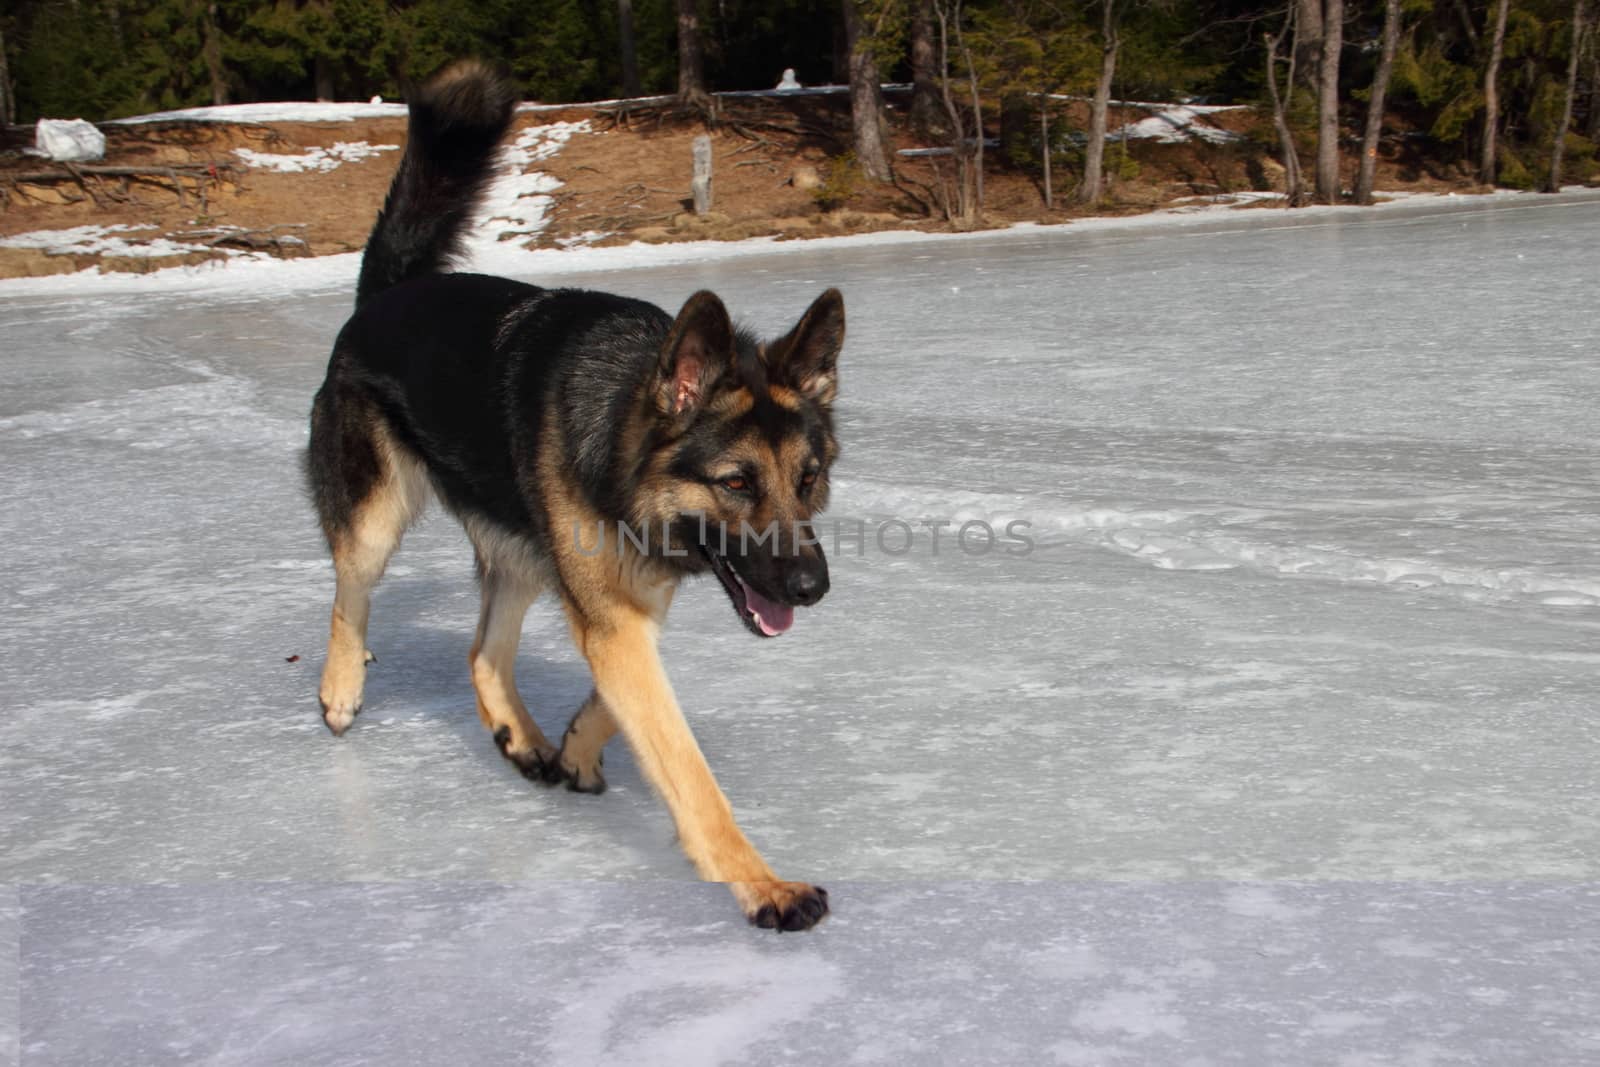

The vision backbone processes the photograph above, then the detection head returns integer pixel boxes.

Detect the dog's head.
[637,288,844,637]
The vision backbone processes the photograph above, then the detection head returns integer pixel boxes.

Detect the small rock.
[790,164,822,191]
[35,118,106,162]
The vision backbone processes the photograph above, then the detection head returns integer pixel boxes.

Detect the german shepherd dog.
[306,62,841,931]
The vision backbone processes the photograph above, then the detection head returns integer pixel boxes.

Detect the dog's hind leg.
[317,431,428,735]
[555,689,617,794]
[468,559,561,783]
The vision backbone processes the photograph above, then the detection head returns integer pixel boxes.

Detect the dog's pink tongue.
[744,586,795,636]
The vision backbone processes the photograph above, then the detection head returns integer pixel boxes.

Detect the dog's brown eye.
[721,476,749,493]
[800,471,818,489]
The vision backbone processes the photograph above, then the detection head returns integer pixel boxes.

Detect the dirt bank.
[0,90,1509,281]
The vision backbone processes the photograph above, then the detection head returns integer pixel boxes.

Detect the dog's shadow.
[355,579,607,776]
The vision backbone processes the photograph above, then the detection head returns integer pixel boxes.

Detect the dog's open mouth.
[702,548,795,638]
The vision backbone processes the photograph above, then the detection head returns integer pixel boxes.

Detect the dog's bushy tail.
[355,60,516,307]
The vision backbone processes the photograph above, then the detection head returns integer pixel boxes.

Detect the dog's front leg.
[568,604,829,931]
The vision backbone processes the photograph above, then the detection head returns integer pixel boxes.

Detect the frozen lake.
[4,193,1599,1064]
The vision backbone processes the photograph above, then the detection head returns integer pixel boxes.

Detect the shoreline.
[3,185,1597,303]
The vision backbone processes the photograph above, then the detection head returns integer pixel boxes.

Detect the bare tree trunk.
[843,0,892,181]
[1356,0,1401,204]
[1588,48,1599,140]
[1078,1,1119,205]
[910,0,942,134]
[1481,0,1510,185]
[1041,99,1052,210]
[932,0,973,223]
[1266,7,1307,206]
[0,28,14,127]
[953,9,979,214]
[618,0,642,98]
[676,0,710,107]
[314,55,335,102]
[203,2,230,106]
[1314,0,1344,203]
[1452,0,1481,48]
[1547,0,1589,191]
[1295,0,1324,95]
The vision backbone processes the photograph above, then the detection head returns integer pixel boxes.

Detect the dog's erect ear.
[770,288,845,405]
[657,290,734,417]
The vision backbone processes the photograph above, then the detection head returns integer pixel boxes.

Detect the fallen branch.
[171,223,308,254]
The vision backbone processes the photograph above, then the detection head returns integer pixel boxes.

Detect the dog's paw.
[319,655,369,736]
[319,693,361,736]
[736,881,830,932]
[492,726,562,785]
[556,750,607,795]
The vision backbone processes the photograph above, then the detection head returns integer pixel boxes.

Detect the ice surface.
[17,883,1599,1065]
[3,195,1600,1062]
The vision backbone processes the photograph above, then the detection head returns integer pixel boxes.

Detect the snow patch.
[464,121,592,263]
[0,224,220,259]
[233,140,397,173]
[1112,105,1241,145]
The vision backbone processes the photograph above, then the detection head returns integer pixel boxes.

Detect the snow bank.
[106,85,883,126]
[112,101,411,124]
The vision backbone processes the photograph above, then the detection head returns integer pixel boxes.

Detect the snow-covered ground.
[3,194,1599,1064]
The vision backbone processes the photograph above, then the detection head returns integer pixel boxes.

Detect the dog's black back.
[322,275,678,540]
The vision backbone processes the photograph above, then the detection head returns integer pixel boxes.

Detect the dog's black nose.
[785,565,828,606]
